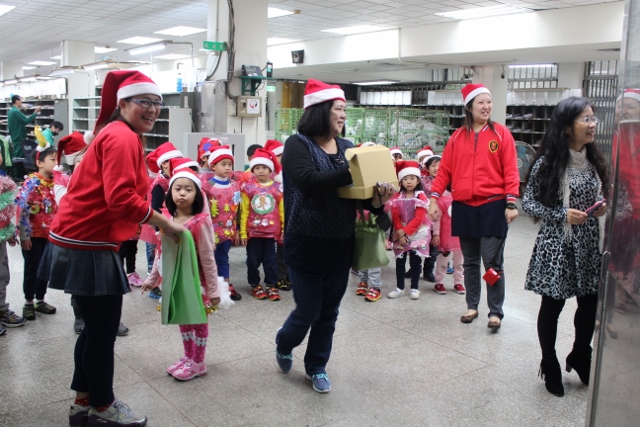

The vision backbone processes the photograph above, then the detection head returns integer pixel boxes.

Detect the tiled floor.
[0,215,591,427]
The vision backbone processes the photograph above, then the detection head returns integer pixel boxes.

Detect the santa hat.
[86,70,162,143]
[198,137,221,161]
[263,139,284,156]
[56,131,87,168]
[357,141,376,147]
[303,78,346,109]
[169,157,199,177]
[249,148,281,173]
[389,147,403,158]
[169,168,202,189]
[416,145,434,160]
[461,83,491,106]
[146,142,183,173]
[623,88,640,103]
[207,145,234,166]
[396,160,422,181]
[422,154,442,167]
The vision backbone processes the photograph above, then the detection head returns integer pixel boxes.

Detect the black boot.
[566,346,592,385]
[539,357,564,397]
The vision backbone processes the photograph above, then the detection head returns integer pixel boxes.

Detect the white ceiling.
[0,0,620,76]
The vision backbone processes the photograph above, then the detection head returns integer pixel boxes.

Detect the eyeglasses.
[575,116,598,124]
[129,98,165,110]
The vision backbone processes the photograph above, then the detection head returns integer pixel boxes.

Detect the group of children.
[355,144,465,302]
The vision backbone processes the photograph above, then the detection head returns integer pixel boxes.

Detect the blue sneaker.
[447,267,454,274]
[305,372,331,393]
[276,351,293,373]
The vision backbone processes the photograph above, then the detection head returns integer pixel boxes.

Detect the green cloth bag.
[352,207,389,271]
[161,230,207,325]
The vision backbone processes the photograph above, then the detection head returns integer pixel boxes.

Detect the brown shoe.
[488,316,501,330]
[460,310,478,323]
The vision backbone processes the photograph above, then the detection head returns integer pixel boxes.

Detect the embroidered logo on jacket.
[489,140,499,153]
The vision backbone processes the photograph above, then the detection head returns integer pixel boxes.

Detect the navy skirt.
[451,199,508,238]
[38,243,130,296]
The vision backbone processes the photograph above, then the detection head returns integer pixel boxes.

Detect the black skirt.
[451,199,508,238]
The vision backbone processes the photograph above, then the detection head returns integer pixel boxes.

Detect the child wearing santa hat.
[240,148,284,301]
[390,146,403,164]
[143,167,230,381]
[387,160,432,300]
[203,145,242,301]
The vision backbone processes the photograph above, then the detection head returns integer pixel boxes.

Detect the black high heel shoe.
[539,357,564,397]
[566,348,592,386]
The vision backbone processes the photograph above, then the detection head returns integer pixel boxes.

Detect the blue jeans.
[276,265,350,375]
[214,239,233,279]
[246,237,277,286]
[145,242,156,272]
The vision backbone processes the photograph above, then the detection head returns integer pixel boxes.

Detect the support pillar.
[473,65,508,125]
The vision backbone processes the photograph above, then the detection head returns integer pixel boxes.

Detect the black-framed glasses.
[129,98,165,109]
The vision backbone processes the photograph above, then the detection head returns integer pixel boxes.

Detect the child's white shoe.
[387,288,405,299]
[410,289,420,300]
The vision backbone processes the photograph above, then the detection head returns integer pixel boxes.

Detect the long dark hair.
[464,95,495,133]
[165,179,205,217]
[297,100,346,138]
[525,97,609,208]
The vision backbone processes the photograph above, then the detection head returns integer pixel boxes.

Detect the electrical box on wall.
[237,96,262,117]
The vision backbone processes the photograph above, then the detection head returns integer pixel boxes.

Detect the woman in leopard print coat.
[522,97,609,398]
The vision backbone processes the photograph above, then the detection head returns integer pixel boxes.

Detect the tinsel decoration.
[0,176,16,241]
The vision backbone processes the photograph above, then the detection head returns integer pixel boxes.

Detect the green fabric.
[161,230,207,325]
[41,128,54,145]
[7,106,37,158]
[352,206,389,271]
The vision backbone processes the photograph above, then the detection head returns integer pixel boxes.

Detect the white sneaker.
[87,400,147,426]
[387,288,405,299]
[410,289,420,300]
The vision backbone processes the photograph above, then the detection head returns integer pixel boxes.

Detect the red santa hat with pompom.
[623,88,640,103]
[303,79,346,109]
[207,145,235,166]
[461,83,491,106]
[169,167,202,189]
[146,142,183,173]
[55,131,87,170]
[85,70,162,144]
[169,157,199,177]
[396,160,422,181]
[249,148,281,173]
[263,139,284,156]
[416,145,434,160]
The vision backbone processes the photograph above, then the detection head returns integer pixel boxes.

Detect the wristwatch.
[506,202,518,210]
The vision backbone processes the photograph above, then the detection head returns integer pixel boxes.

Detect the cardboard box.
[337,145,399,199]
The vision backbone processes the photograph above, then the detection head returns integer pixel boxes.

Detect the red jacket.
[49,121,152,250]
[431,122,519,207]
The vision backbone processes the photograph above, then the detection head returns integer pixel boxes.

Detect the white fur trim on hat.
[207,148,234,166]
[173,160,199,172]
[422,154,441,165]
[361,142,376,147]
[271,146,284,156]
[398,167,421,182]
[249,157,274,172]
[417,148,434,159]
[64,151,85,166]
[464,87,491,106]
[390,148,402,157]
[303,88,346,109]
[117,82,163,102]
[169,170,202,189]
[157,149,183,168]
[623,90,640,103]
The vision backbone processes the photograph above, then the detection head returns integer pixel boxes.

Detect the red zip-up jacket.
[431,122,519,207]
[49,121,152,250]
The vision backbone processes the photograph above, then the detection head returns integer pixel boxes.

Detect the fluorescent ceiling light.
[51,55,61,60]
[4,79,18,84]
[154,54,190,60]
[0,5,15,17]
[436,5,534,20]
[509,64,555,68]
[83,61,114,71]
[117,36,162,45]
[29,60,57,66]
[95,46,117,54]
[125,41,168,55]
[267,37,298,46]
[154,26,206,37]
[23,66,36,70]
[351,80,399,86]
[50,67,77,77]
[20,76,38,82]
[268,7,293,18]
[323,25,390,35]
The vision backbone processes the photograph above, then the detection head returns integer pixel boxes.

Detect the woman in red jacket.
[42,71,184,427]
[428,83,520,330]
